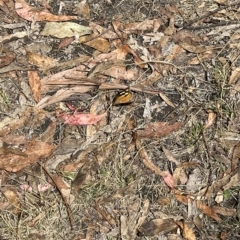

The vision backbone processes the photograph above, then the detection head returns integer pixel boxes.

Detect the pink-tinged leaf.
[15,0,77,22]
[37,183,53,193]
[162,171,175,189]
[58,112,107,125]
[20,184,33,192]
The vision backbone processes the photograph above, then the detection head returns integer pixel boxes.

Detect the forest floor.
[0,0,240,239]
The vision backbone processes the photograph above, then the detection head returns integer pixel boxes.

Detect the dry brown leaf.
[0,139,54,172]
[40,121,56,144]
[174,194,189,205]
[58,37,74,50]
[27,52,56,70]
[88,59,129,78]
[196,200,222,222]
[36,86,94,108]
[136,122,183,138]
[1,187,21,215]
[162,147,180,165]
[115,18,163,34]
[120,199,149,240]
[139,218,178,236]
[89,22,118,39]
[178,37,207,54]
[0,110,29,137]
[135,135,164,176]
[229,67,240,85]
[196,173,232,197]
[212,206,236,216]
[182,220,196,240]
[173,167,188,185]
[28,70,41,102]
[1,134,26,145]
[204,110,216,129]
[51,174,71,201]
[159,92,175,108]
[83,37,110,53]
[231,142,240,171]
[94,203,117,228]
[75,0,90,20]
[15,0,77,21]
[164,16,176,36]
[188,50,217,65]
[71,157,99,194]
[0,51,15,67]
[223,169,240,190]
[175,194,223,222]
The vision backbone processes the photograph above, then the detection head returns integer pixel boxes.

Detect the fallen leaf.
[57,111,107,125]
[0,51,15,67]
[27,52,56,70]
[212,206,236,216]
[0,139,54,172]
[28,70,41,102]
[58,37,75,50]
[15,0,77,21]
[135,134,164,176]
[229,67,240,85]
[1,187,21,215]
[139,218,178,236]
[204,110,216,129]
[1,134,26,145]
[196,200,222,222]
[162,171,175,189]
[159,92,175,108]
[36,86,94,108]
[182,220,197,240]
[136,122,183,138]
[231,143,240,171]
[82,37,110,53]
[75,0,90,20]
[41,22,92,38]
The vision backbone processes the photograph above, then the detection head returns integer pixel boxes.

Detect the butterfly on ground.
[113,88,133,106]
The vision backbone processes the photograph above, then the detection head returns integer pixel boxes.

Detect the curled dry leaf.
[28,70,41,102]
[15,0,78,22]
[204,110,216,129]
[162,171,175,189]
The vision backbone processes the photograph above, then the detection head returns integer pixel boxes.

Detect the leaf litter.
[0,0,240,239]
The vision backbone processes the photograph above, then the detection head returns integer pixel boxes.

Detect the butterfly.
[113,88,133,105]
